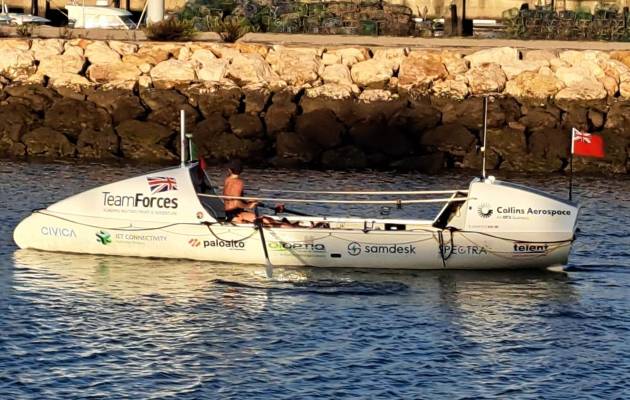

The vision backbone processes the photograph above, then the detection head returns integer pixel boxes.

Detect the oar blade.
[265,259,273,279]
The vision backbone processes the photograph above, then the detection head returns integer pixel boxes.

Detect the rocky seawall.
[0,38,629,174]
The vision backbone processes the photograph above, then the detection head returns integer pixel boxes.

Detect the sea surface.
[0,160,628,399]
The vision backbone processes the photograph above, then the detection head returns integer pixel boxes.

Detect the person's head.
[227,159,243,175]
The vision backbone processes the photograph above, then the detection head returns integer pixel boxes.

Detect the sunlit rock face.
[0,39,627,173]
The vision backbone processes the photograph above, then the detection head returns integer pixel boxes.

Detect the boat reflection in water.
[12,248,578,319]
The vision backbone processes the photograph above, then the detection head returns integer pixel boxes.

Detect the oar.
[260,203,312,217]
[253,206,273,279]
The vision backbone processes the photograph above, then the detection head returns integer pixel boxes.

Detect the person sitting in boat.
[223,159,258,224]
[222,160,302,227]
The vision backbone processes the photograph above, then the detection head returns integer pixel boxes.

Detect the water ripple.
[0,161,629,399]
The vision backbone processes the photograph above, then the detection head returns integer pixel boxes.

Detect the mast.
[481,95,488,180]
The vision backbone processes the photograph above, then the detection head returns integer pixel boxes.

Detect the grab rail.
[197,193,472,205]
[255,189,469,195]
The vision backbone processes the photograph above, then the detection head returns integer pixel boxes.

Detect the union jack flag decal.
[147,176,178,194]
[573,130,592,143]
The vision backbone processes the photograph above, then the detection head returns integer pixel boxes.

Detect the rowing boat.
[13,105,579,274]
[12,161,578,272]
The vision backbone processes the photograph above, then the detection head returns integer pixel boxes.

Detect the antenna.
[180,109,186,168]
[481,96,488,179]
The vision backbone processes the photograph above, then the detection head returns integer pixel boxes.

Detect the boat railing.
[196,193,472,205]
[254,189,469,195]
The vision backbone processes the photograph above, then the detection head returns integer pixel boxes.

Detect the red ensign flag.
[572,128,605,158]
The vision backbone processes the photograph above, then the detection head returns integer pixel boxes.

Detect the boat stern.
[462,177,578,242]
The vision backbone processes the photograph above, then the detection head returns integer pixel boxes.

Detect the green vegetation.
[210,15,256,42]
[16,24,33,38]
[144,17,196,41]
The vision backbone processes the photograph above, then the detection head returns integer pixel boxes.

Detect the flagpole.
[569,128,575,201]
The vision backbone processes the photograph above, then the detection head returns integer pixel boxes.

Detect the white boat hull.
[13,164,578,271]
[14,211,572,270]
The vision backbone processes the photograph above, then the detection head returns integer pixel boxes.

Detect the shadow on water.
[12,249,577,303]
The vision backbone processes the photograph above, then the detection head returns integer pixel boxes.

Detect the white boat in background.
[13,106,580,276]
[0,3,50,25]
[66,0,134,29]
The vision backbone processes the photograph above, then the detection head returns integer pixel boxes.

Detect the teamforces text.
[102,192,179,209]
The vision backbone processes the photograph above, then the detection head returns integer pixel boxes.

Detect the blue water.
[1,161,629,399]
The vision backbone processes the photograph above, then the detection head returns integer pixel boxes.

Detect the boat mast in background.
[481,96,489,180]
[180,109,186,168]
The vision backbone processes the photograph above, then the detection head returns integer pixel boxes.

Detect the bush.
[210,16,255,43]
[144,18,195,41]
[16,24,33,37]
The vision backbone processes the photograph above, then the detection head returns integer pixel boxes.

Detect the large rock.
[432,78,469,100]
[604,102,630,130]
[555,81,607,101]
[465,63,507,94]
[328,47,370,67]
[0,48,35,80]
[501,60,547,80]
[275,131,320,163]
[116,120,175,161]
[554,66,600,87]
[295,109,344,149]
[349,117,410,157]
[85,41,121,65]
[108,40,138,56]
[5,85,57,112]
[243,84,271,115]
[524,50,557,63]
[22,127,74,157]
[420,124,476,156]
[321,145,368,169]
[76,127,119,158]
[519,108,560,130]
[398,51,447,89]
[182,83,242,118]
[193,114,229,137]
[30,39,64,59]
[267,47,321,86]
[441,51,468,75]
[150,60,196,89]
[504,71,565,99]
[48,73,92,98]
[440,97,517,129]
[86,62,141,84]
[265,102,296,134]
[465,47,519,67]
[0,103,39,145]
[559,50,609,67]
[352,90,405,124]
[44,98,111,139]
[196,59,229,82]
[322,64,352,85]
[200,132,266,161]
[610,50,630,68]
[301,83,356,121]
[37,53,85,78]
[368,48,406,74]
[388,104,441,138]
[227,53,279,86]
[88,91,146,124]
[229,114,263,138]
[0,39,30,51]
[122,46,170,66]
[529,128,569,160]
[148,104,199,132]
[350,59,394,88]
[140,88,187,111]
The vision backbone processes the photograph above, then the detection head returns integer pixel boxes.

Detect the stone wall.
[0,38,629,174]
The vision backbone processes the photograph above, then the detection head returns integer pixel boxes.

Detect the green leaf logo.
[96,230,112,245]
